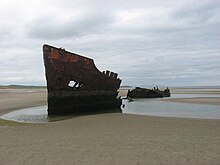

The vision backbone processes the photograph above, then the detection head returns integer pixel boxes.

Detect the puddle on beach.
[1,93,220,123]
[122,99,220,119]
[122,93,220,119]
[0,106,70,123]
[0,106,122,123]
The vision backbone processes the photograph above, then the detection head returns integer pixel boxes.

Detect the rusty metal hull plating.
[43,44,122,115]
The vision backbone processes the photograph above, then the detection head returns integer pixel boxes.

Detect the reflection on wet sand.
[0,106,122,123]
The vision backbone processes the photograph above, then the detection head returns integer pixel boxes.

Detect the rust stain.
[43,44,122,115]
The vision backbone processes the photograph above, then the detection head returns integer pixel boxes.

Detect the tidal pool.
[122,99,220,119]
[1,94,220,123]
[0,106,67,123]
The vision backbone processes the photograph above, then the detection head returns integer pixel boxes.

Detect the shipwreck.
[43,44,122,115]
[127,87,171,98]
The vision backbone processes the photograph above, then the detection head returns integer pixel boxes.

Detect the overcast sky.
[0,0,220,87]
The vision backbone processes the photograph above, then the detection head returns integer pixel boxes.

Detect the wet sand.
[161,87,220,105]
[161,97,220,105]
[0,89,47,115]
[170,87,220,94]
[0,88,220,165]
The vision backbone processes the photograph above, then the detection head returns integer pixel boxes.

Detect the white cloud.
[0,0,220,86]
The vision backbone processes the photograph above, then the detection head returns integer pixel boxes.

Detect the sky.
[0,0,220,87]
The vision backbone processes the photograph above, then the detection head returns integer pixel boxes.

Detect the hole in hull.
[68,81,76,87]
[68,80,83,89]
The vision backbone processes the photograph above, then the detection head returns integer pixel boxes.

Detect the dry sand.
[118,88,129,97]
[0,88,220,165]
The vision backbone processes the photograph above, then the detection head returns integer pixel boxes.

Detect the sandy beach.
[161,87,220,105]
[0,88,220,165]
[0,89,47,116]
[161,97,220,105]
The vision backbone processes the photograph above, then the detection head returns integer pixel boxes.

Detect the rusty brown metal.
[43,44,122,115]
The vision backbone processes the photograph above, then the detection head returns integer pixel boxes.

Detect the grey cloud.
[26,11,113,40]
[171,1,220,23]
[0,0,220,86]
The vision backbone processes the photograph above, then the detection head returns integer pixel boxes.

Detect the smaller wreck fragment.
[127,87,171,98]
[43,44,122,115]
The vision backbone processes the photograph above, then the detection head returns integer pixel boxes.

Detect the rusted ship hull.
[127,87,171,98]
[43,44,122,115]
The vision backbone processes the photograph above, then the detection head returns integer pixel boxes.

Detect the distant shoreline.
[1,84,220,89]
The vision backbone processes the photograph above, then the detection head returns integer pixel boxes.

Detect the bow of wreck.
[43,44,122,115]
